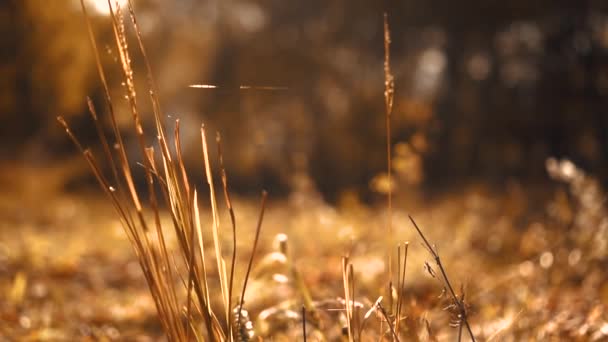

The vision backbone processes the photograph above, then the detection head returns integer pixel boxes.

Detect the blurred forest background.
[2,0,608,199]
[2,1,608,340]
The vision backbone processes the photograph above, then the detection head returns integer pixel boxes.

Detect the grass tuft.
[58,1,269,340]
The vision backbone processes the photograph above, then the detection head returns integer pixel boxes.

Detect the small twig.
[408,215,476,342]
[302,305,307,342]
[395,242,409,336]
[376,301,400,342]
[457,319,463,342]
[342,257,354,342]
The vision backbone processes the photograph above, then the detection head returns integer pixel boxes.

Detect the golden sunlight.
[82,0,128,16]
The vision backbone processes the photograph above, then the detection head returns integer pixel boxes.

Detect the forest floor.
[1,175,607,341]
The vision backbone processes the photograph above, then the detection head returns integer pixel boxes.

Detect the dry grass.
[57,1,270,340]
[1,182,607,340]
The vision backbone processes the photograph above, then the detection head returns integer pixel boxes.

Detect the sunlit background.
[80,0,129,16]
[4,0,608,200]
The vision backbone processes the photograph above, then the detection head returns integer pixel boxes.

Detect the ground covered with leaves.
[1,159,607,341]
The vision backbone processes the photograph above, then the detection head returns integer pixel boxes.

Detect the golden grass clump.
[58,1,268,340]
